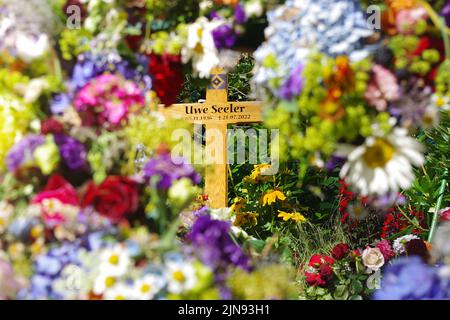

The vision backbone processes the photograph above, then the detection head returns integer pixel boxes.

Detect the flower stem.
[428,169,448,242]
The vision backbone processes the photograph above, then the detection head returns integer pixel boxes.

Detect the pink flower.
[439,207,450,222]
[74,74,145,129]
[0,255,24,299]
[31,175,80,227]
[396,8,428,35]
[376,239,395,262]
[365,65,400,111]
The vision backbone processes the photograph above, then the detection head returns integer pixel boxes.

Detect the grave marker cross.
[159,67,263,209]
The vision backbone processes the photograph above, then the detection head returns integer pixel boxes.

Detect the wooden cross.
[159,67,263,208]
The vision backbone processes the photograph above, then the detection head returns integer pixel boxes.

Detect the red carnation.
[83,176,139,223]
[331,243,349,260]
[148,53,185,106]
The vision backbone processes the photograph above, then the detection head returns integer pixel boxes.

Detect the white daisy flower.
[103,282,134,301]
[422,104,440,128]
[98,245,130,277]
[132,274,165,300]
[348,203,369,221]
[165,260,197,295]
[430,93,450,111]
[182,17,221,78]
[393,234,420,255]
[340,128,424,196]
[93,273,119,295]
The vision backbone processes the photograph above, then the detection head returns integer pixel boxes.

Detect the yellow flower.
[230,197,246,213]
[277,211,293,221]
[234,212,259,227]
[277,210,306,223]
[290,212,306,223]
[245,164,273,183]
[34,135,60,175]
[262,190,286,206]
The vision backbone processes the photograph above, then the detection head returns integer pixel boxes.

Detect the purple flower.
[442,1,450,27]
[50,93,71,115]
[186,215,250,280]
[373,257,449,300]
[212,25,237,49]
[143,153,201,189]
[325,154,345,172]
[54,134,88,171]
[278,64,304,100]
[71,53,152,92]
[235,3,247,24]
[5,135,46,171]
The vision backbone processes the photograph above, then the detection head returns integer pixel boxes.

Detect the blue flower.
[29,242,83,299]
[373,257,450,300]
[254,0,375,95]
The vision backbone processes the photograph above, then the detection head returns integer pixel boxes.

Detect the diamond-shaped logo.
[209,74,226,90]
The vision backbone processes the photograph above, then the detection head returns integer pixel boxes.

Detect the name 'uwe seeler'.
[185,103,247,114]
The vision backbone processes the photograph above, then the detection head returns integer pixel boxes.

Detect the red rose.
[83,176,139,223]
[351,249,361,259]
[331,243,349,260]
[305,254,335,287]
[305,272,325,287]
[308,254,323,267]
[319,264,334,282]
[148,53,184,106]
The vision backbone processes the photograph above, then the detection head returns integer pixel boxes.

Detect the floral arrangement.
[1,0,450,301]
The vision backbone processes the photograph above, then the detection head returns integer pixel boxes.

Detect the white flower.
[430,93,450,111]
[14,78,48,104]
[362,247,385,273]
[182,18,220,78]
[210,207,233,221]
[98,245,130,277]
[393,234,420,254]
[0,201,14,234]
[15,33,49,63]
[132,274,165,300]
[103,282,135,300]
[93,272,119,295]
[245,0,264,18]
[348,203,369,221]
[165,260,197,294]
[422,104,440,128]
[339,128,424,196]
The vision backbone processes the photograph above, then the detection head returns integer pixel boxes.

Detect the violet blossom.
[54,134,88,171]
[5,134,45,171]
[143,153,201,189]
[186,215,250,281]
